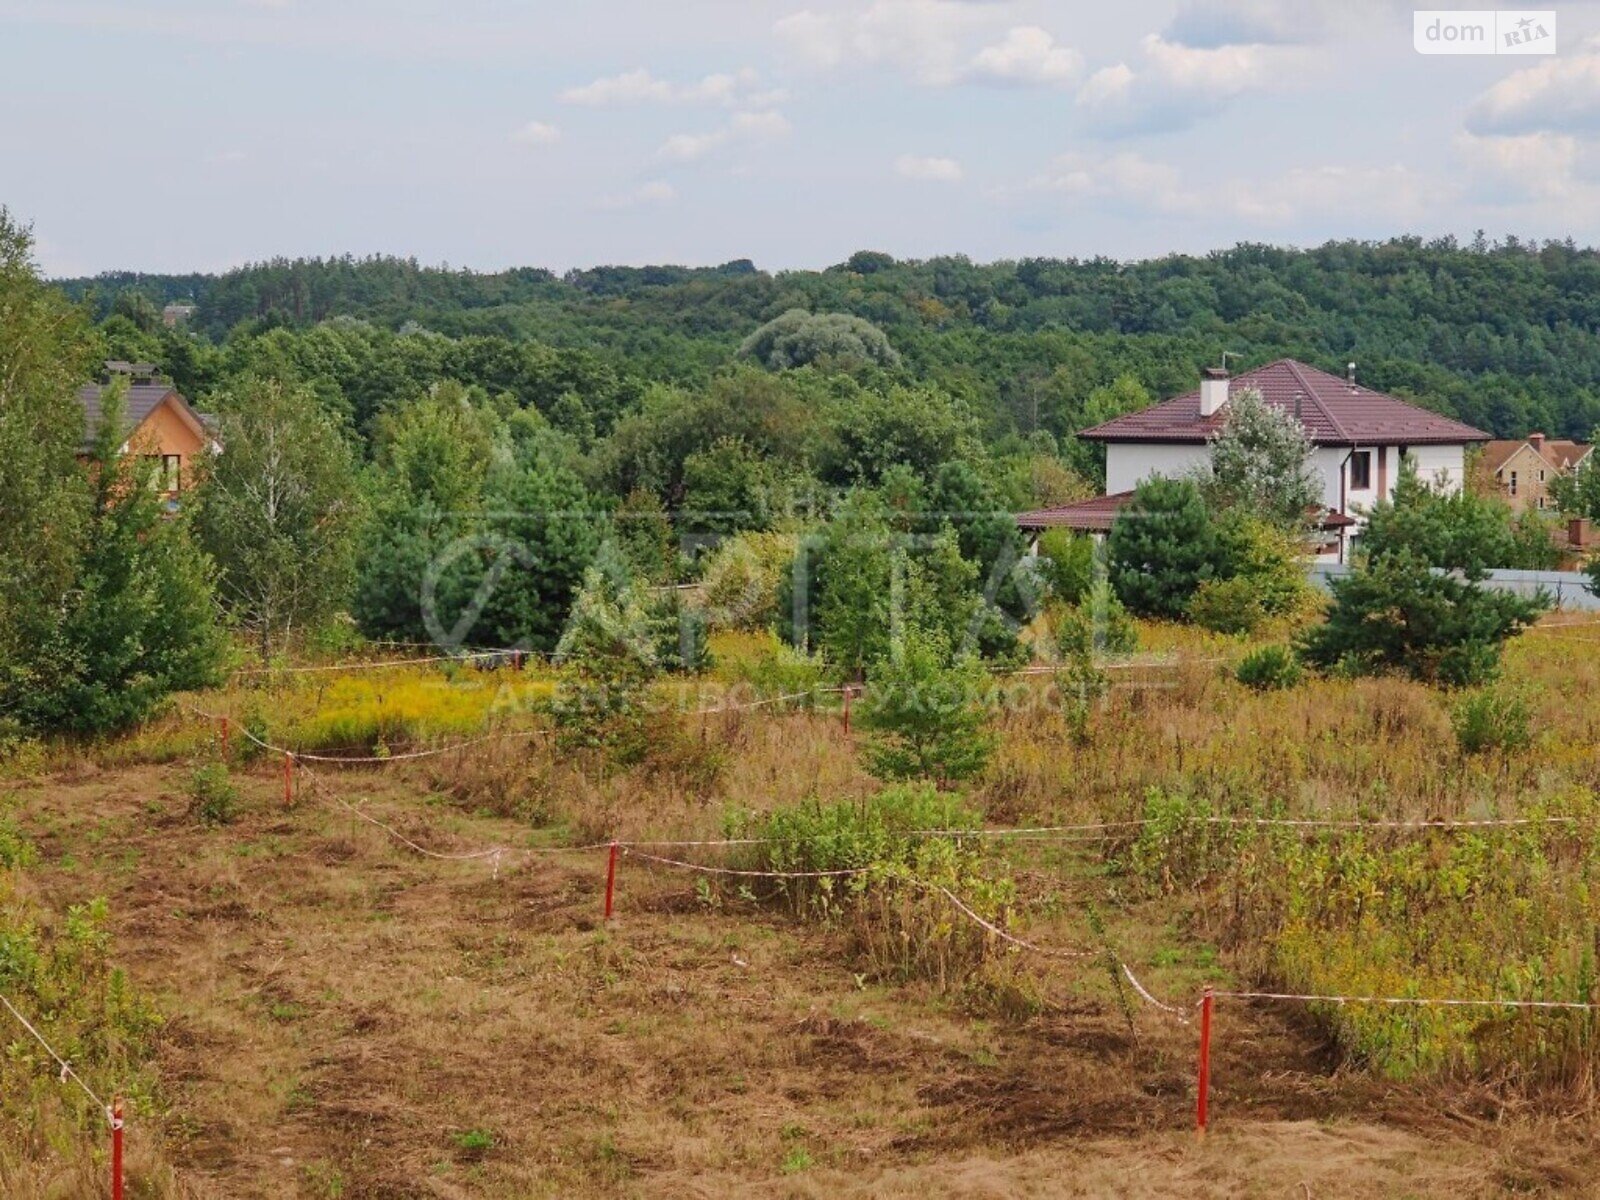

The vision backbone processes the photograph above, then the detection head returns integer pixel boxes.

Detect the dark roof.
[1017,491,1356,534]
[76,381,184,451]
[1079,359,1490,447]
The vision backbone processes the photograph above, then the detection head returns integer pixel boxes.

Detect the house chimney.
[1199,367,1230,418]
[1346,361,1357,389]
[1529,431,1546,451]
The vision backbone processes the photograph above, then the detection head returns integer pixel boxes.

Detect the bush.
[1213,512,1313,618]
[186,763,239,825]
[1235,644,1303,691]
[1188,576,1267,635]
[738,786,1019,990]
[1050,580,1138,658]
[859,623,995,787]
[1451,688,1534,756]
[1035,529,1096,605]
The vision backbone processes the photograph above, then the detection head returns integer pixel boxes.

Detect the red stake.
[1197,985,1214,1137]
[604,841,619,920]
[219,716,230,758]
[283,752,294,808]
[110,1096,124,1200]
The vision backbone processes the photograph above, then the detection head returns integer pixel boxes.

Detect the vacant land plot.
[4,622,1600,1196]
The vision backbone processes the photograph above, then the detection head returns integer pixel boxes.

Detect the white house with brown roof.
[1018,359,1490,563]
[1476,434,1592,514]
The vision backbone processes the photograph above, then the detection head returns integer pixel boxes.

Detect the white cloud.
[560,67,769,107]
[509,120,560,146]
[655,110,791,163]
[1076,34,1279,134]
[966,26,1080,87]
[895,154,964,182]
[1456,130,1590,202]
[1021,151,1438,224]
[598,179,678,210]
[206,149,248,165]
[776,1,1079,90]
[1466,37,1600,136]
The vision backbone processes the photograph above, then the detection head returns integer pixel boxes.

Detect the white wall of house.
[1406,443,1468,493]
[1104,443,1210,494]
[1107,438,1470,526]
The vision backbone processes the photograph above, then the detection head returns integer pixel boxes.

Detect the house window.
[144,454,180,493]
[1539,469,1546,482]
[1349,451,1372,491]
[1510,471,1518,497]
[1538,496,1547,510]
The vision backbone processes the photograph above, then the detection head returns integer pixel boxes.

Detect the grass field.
[4,620,1600,1197]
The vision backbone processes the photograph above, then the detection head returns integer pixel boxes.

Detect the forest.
[59,235,1600,447]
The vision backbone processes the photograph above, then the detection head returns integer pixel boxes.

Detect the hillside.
[55,238,1600,443]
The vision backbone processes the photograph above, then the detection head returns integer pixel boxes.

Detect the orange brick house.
[1477,433,1593,514]
[76,362,216,506]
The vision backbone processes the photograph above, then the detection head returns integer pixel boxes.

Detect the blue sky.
[5,0,1600,275]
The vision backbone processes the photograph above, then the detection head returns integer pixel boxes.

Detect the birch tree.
[194,378,362,661]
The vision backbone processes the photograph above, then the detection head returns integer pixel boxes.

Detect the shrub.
[700,531,797,630]
[1051,580,1138,658]
[1036,529,1096,605]
[859,623,995,787]
[1188,576,1267,636]
[186,763,239,826]
[739,786,1019,989]
[1235,644,1303,691]
[1213,512,1313,618]
[1451,688,1534,756]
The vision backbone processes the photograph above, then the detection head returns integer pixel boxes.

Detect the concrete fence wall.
[1308,562,1600,611]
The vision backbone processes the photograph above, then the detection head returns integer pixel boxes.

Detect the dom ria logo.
[1414,10,1555,54]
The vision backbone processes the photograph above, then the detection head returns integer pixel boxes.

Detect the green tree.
[551,544,657,757]
[1550,453,1600,521]
[1106,477,1217,618]
[22,387,228,731]
[859,621,994,787]
[0,210,94,710]
[680,436,775,538]
[1201,386,1321,528]
[1363,459,1557,571]
[467,439,602,651]
[353,382,500,643]
[194,377,364,661]
[1299,550,1544,687]
[737,308,900,370]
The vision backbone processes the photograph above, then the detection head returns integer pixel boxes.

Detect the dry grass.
[3,616,1600,1194]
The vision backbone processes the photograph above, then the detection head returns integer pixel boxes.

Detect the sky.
[5,0,1600,276]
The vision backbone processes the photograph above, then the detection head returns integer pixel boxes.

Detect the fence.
[1308,562,1600,610]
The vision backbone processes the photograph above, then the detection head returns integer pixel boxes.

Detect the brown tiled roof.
[76,381,184,451]
[1079,359,1489,447]
[1017,491,1133,533]
[1017,491,1355,534]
